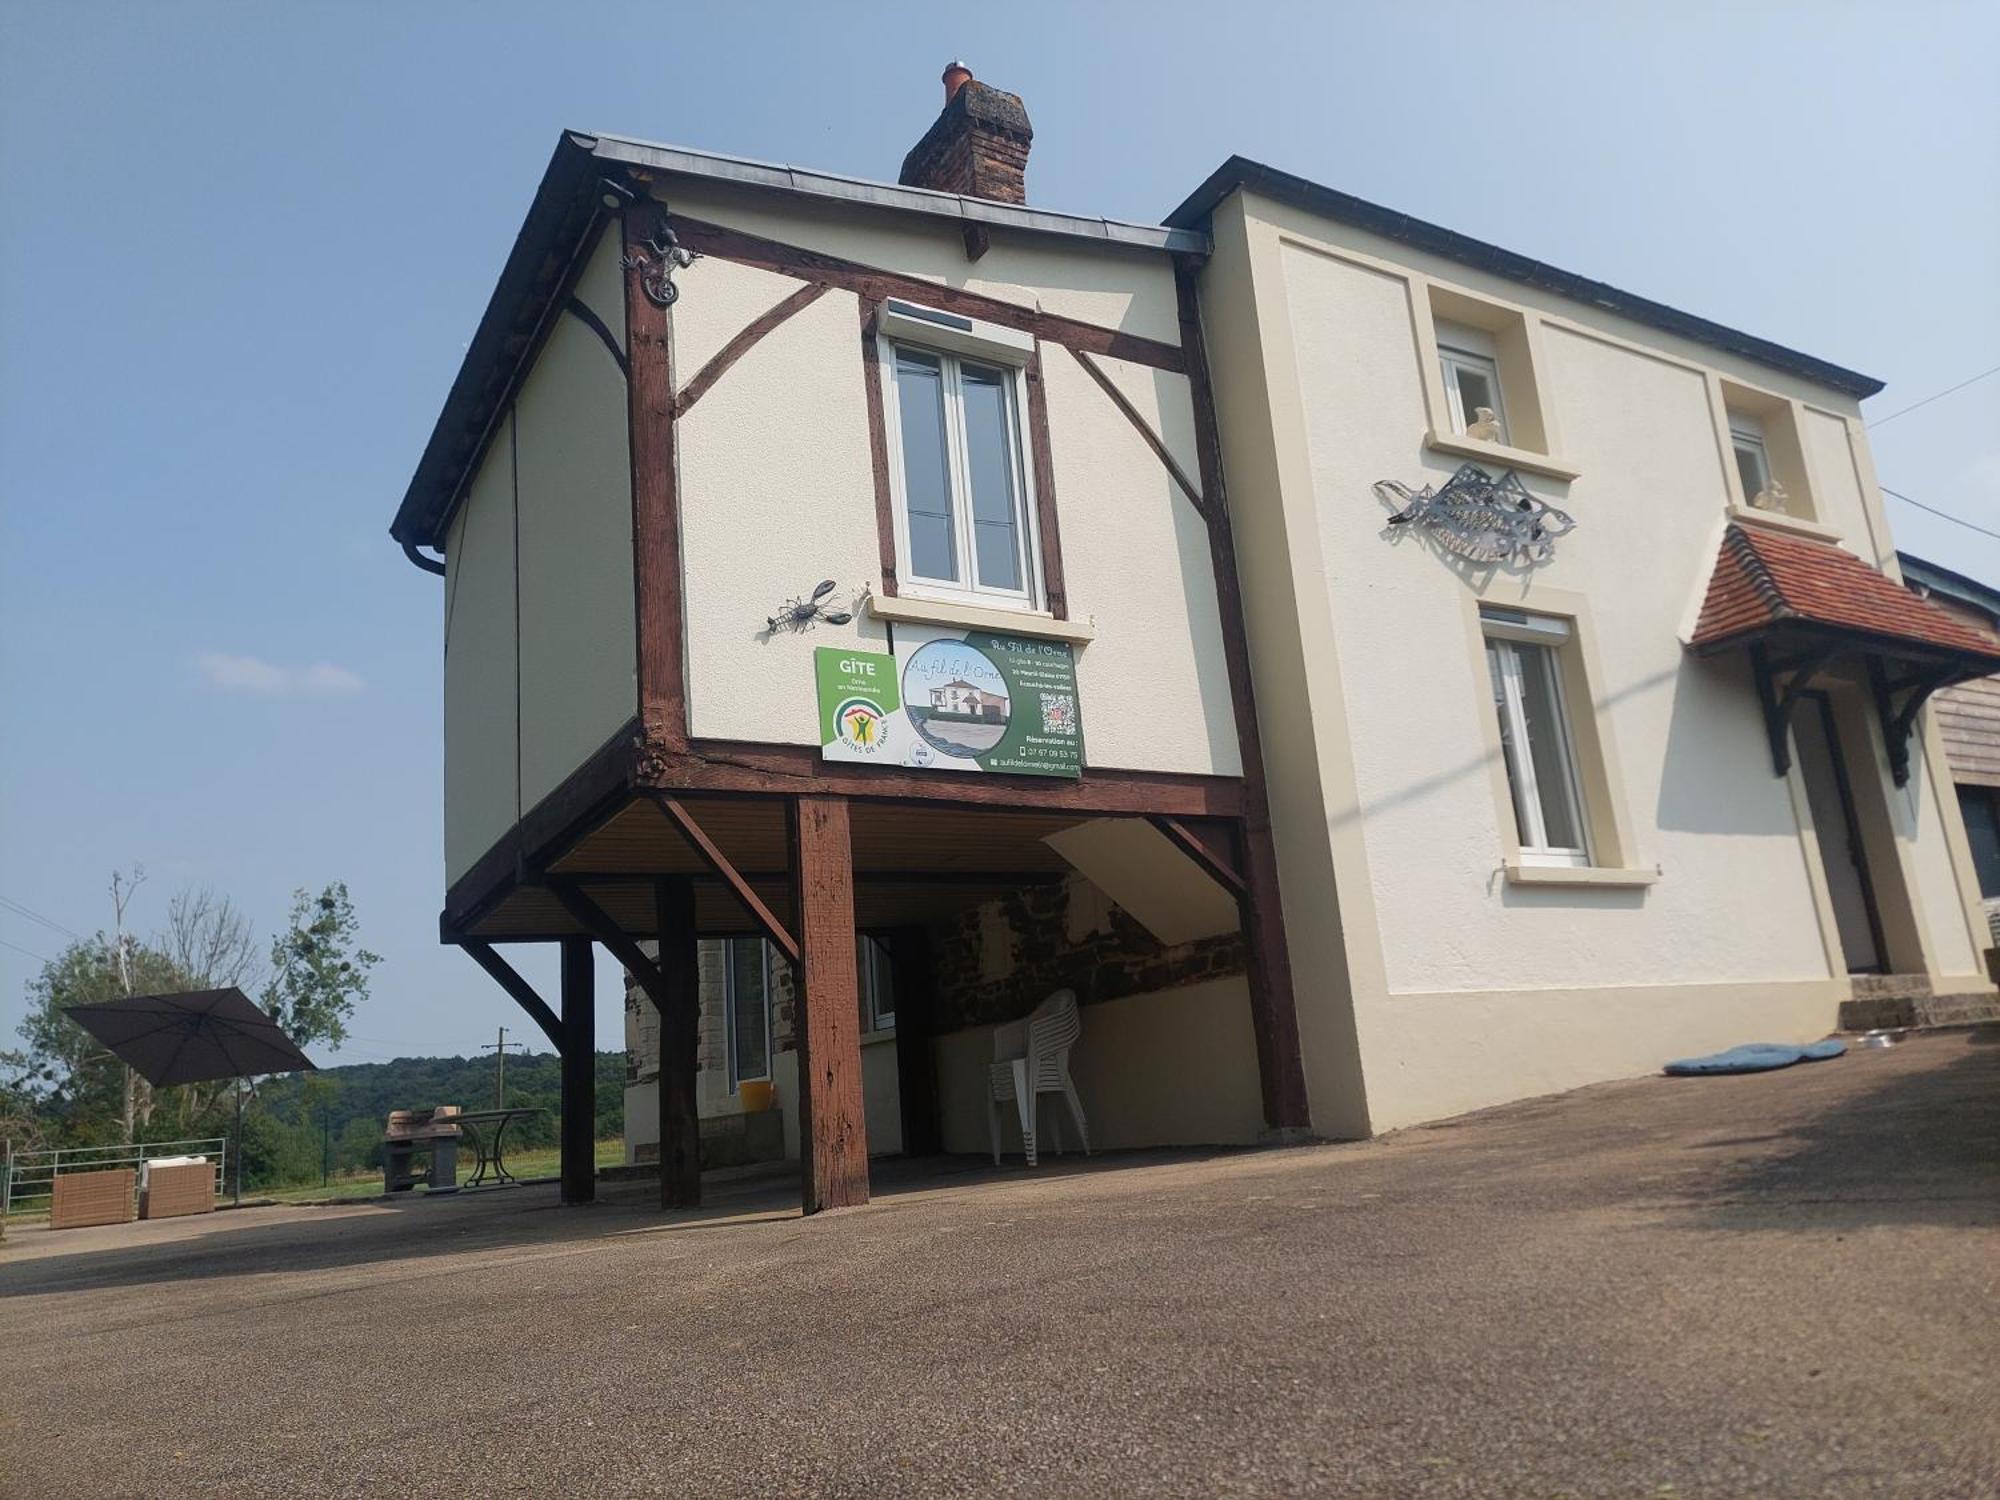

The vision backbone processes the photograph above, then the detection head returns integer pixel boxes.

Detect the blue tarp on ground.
[1664,1039,1847,1076]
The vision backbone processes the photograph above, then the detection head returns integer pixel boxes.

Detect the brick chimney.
[898,61,1033,204]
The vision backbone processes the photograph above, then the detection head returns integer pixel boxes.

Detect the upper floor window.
[1482,608,1591,868]
[1729,411,1774,506]
[877,300,1042,610]
[1436,321,1509,444]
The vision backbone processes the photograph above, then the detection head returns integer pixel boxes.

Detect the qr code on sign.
[1040,694,1077,736]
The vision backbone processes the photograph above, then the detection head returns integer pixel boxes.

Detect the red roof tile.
[1692,524,2000,664]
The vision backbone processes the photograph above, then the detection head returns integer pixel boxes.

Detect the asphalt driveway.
[2,1027,1994,1498]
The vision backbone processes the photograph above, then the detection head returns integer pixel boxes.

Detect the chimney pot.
[942,59,972,101]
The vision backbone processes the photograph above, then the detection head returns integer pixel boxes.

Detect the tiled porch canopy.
[1690,523,2000,785]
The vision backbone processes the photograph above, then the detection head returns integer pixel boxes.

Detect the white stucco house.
[393,65,1999,1210]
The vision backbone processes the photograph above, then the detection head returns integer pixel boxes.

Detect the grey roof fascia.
[583,132,1210,254]
[1166,155,1883,400]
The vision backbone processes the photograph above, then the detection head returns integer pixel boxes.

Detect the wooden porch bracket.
[789,795,870,1212]
[1748,640,1841,779]
[1148,815,1248,899]
[1866,656,1960,788]
[640,791,802,964]
[458,940,563,1050]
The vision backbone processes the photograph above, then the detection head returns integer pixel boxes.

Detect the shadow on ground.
[1671,1025,1998,1232]
[0,1145,1242,1299]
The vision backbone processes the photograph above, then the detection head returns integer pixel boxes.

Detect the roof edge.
[1166,156,1884,401]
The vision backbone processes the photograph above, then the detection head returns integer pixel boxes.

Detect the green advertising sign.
[816,629,1083,779]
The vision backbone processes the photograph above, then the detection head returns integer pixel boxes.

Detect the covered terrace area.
[443,773,1304,1214]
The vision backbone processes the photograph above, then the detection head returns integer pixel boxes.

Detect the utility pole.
[107,870,144,1144]
[480,1026,520,1109]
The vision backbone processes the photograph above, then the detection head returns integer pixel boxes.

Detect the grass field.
[254,1137,627,1205]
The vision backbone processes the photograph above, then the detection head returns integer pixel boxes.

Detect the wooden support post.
[1174,258,1311,1133]
[654,878,701,1210]
[559,937,596,1205]
[788,795,869,1212]
[885,927,941,1158]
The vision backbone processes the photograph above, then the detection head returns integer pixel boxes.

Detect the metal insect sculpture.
[767,580,854,634]
[620,209,697,307]
[1375,463,1576,566]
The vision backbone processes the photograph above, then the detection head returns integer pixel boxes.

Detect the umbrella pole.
[233,1082,243,1207]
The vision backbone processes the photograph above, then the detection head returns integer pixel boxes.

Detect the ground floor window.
[858,935,896,1032]
[1482,607,1591,867]
[1961,785,2000,899]
[725,937,771,1088]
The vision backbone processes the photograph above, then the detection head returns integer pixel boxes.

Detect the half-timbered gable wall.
[659,179,1239,779]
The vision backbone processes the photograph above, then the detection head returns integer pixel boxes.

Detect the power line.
[0,936,52,965]
[1882,485,2000,544]
[0,895,84,942]
[1868,362,2000,430]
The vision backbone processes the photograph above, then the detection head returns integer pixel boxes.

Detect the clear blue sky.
[3,2,1996,1066]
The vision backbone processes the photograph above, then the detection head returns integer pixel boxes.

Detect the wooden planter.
[49,1169,137,1230]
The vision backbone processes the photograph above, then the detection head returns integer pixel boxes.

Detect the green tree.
[260,884,379,1050]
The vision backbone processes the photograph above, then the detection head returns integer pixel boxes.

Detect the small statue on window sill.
[1748,479,1791,512]
[1463,407,1504,444]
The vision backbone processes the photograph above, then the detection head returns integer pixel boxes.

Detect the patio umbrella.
[67,988,316,1086]
[67,989,316,1206]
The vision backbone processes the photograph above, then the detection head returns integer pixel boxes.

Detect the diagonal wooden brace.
[459,940,563,1050]
[639,791,801,964]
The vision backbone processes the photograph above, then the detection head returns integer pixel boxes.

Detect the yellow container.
[738,1080,776,1114]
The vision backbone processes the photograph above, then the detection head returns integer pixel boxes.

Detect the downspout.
[402,539,447,576]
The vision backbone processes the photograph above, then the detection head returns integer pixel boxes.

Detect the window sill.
[1725,504,1841,543]
[1424,430,1581,482]
[866,591,1096,643]
[860,1027,897,1047]
[1504,862,1659,888]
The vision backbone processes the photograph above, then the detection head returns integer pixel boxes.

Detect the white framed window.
[1481,608,1591,867]
[857,934,895,1033]
[877,303,1042,609]
[1437,321,1509,443]
[1728,411,1772,503]
[724,938,771,1089]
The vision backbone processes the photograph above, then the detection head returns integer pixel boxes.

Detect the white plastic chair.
[988,989,1089,1167]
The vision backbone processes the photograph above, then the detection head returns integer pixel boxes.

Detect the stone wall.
[927,874,1244,1033]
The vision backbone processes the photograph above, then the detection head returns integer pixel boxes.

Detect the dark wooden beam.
[1023,345,1069,619]
[641,792,802,964]
[540,869,1064,888]
[673,282,829,420]
[1174,257,1310,1132]
[1149,816,1247,898]
[624,209,688,756]
[653,877,701,1209]
[858,295,902,599]
[1067,347,1205,518]
[670,214,1187,373]
[558,936,596,1205]
[649,740,1248,818]
[459,940,563,1050]
[789,795,869,1212]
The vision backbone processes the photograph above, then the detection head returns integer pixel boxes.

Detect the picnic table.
[449,1107,542,1188]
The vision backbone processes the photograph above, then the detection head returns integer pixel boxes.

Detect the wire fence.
[1,1137,228,1220]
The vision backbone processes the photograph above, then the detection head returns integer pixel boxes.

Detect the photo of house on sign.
[905,639,1012,757]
